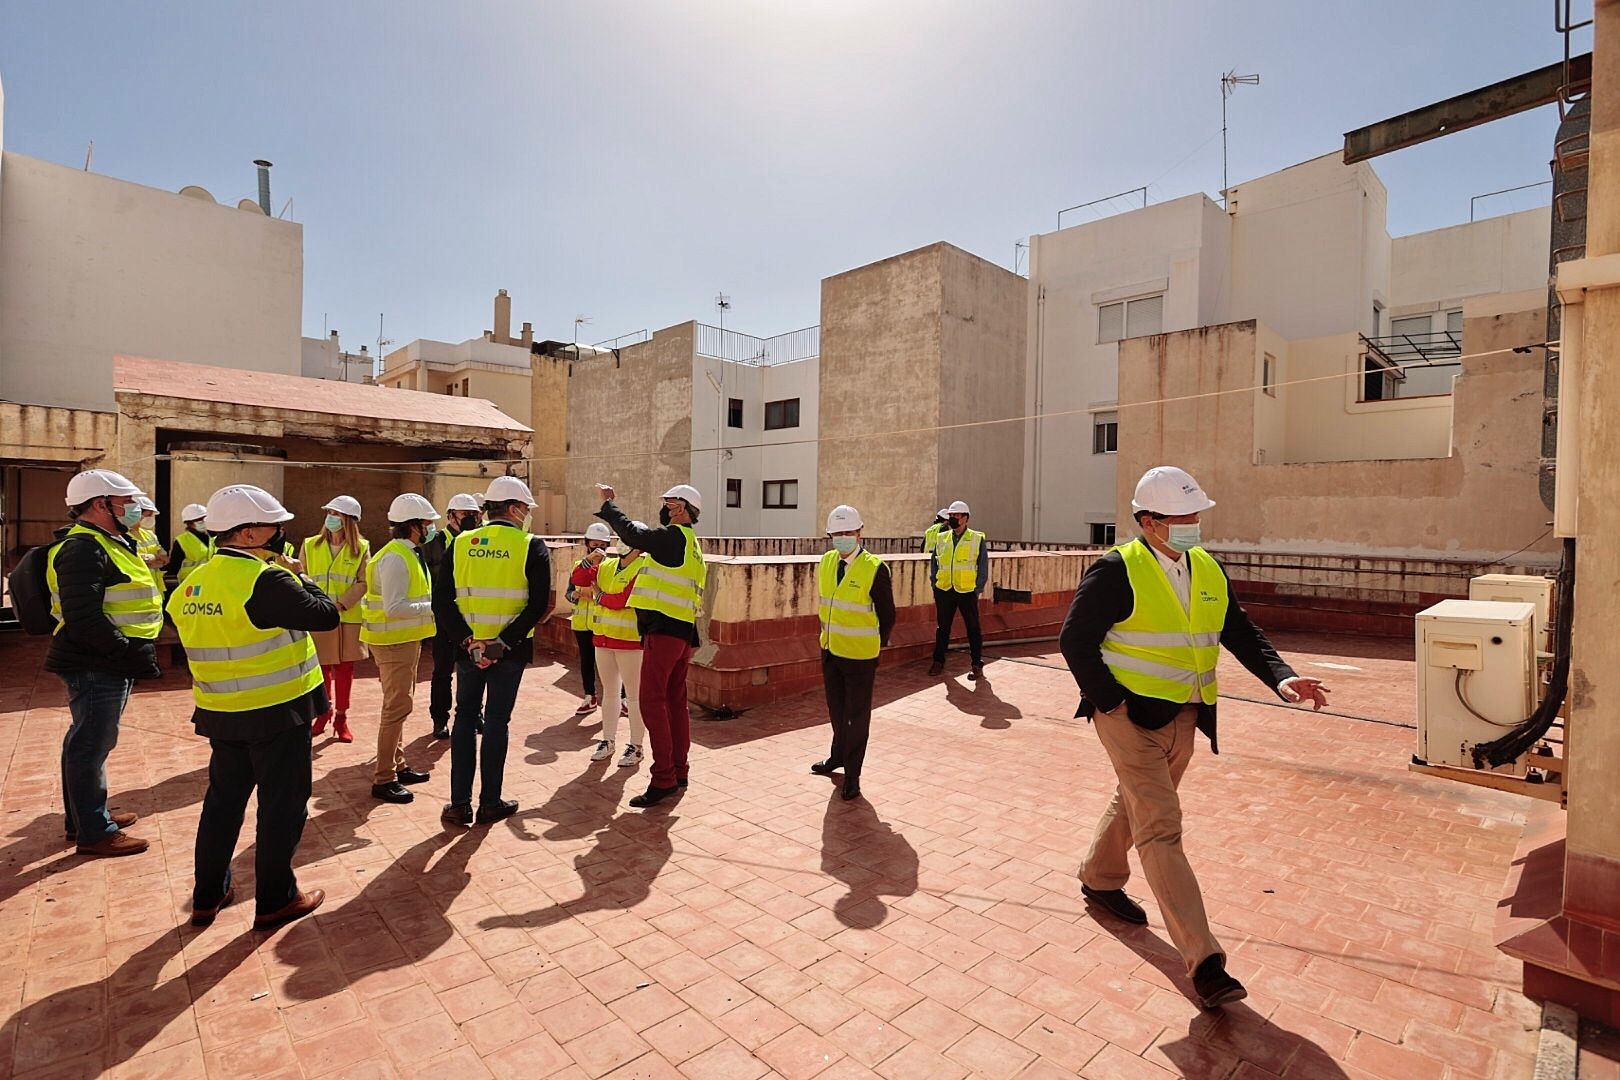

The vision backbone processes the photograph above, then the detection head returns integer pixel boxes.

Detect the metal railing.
[694,324,820,366]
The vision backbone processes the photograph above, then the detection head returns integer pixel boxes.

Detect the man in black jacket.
[423,493,484,739]
[1060,466,1327,1008]
[45,469,164,857]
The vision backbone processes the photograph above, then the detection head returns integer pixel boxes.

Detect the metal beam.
[1344,55,1591,163]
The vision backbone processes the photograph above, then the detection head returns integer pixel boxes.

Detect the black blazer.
[1058,541,1296,753]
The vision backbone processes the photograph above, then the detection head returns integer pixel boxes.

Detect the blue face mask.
[116,500,145,529]
[1166,523,1202,553]
[422,523,438,545]
[324,514,343,534]
[831,536,859,556]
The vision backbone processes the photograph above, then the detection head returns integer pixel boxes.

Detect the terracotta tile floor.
[0,630,1570,1078]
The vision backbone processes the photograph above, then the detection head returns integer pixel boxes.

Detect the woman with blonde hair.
[300,495,369,742]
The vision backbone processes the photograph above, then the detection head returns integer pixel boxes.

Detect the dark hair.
[390,520,423,539]
[67,498,98,520]
[685,502,700,524]
[484,499,523,519]
[1133,510,1166,526]
[218,524,262,544]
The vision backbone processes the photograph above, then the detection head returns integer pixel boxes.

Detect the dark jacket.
[1058,542,1296,753]
[191,549,341,740]
[595,501,702,646]
[829,556,897,653]
[431,519,553,668]
[44,523,162,681]
[420,527,451,579]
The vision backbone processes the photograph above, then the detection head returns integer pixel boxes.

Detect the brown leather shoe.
[65,811,139,841]
[190,887,236,928]
[254,889,325,931]
[76,831,149,858]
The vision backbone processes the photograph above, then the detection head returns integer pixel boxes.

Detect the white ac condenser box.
[1415,599,1538,776]
[1468,574,1555,655]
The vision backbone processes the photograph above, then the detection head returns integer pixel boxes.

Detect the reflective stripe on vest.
[627,527,706,624]
[360,539,435,645]
[818,548,882,660]
[133,528,167,594]
[1099,539,1229,706]
[590,554,648,644]
[934,529,984,593]
[175,530,213,583]
[569,557,599,630]
[46,525,164,640]
[301,535,369,625]
[452,523,536,639]
[166,554,323,711]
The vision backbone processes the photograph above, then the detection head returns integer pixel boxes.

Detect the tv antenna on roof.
[715,293,731,331]
[1221,70,1260,210]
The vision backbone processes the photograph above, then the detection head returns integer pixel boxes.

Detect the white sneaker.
[617,744,642,768]
[590,740,613,761]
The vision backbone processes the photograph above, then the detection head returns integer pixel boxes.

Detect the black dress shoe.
[475,799,519,824]
[841,779,862,801]
[677,777,688,788]
[432,725,450,740]
[810,760,841,776]
[968,663,984,682]
[371,782,414,804]
[441,803,473,828]
[396,767,431,785]
[1192,954,1247,1008]
[629,785,680,808]
[927,661,944,676]
[1081,885,1148,925]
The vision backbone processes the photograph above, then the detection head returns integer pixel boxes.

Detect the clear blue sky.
[0,1,1574,350]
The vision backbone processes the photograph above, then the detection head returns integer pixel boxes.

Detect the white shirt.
[1150,543,1191,613]
[375,540,433,620]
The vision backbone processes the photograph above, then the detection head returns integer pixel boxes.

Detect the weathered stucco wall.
[936,244,1028,541]
[1118,316,1555,564]
[817,247,944,537]
[529,352,570,512]
[565,323,694,531]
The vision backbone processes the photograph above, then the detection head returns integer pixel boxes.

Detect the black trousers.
[575,628,598,698]
[932,588,984,664]
[429,629,457,723]
[193,723,311,915]
[822,651,878,779]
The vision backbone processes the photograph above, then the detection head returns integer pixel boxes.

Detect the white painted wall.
[0,152,303,412]
[691,353,818,538]
[1390,206,1551,312]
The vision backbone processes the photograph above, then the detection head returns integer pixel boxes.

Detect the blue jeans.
[59,670,133,842]
[450,657,524,808]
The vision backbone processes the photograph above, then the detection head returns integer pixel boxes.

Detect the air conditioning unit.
[1469,574,1554,656]
[1415,599,1537,776]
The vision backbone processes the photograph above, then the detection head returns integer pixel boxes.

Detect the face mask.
[658,506,672,527]
[324,514,343,534]
[111,499,144,530]
[1166,523,1202,553]
[422,523,438,544]
[262,527,288,554]
[831,536,859,556]
[520,514,533,532]
[949,517,964,531]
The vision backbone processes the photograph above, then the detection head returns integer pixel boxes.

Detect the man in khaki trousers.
[360,494,441,804]
[1059,466,1327,1008]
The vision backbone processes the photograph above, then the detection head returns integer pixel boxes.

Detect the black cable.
[1473,537,1574,768]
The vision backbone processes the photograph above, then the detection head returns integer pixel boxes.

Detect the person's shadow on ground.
[478,811,677,932]
[944,670,1023,730]
[819,790,919,929]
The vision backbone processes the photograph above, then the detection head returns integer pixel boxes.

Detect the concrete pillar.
[1565,0,1620,931]
[494,289,512,345]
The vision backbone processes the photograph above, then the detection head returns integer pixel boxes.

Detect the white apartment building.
[1022,152,1551,545]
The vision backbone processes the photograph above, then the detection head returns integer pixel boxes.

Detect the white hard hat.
[937,508,950,518]
[484,475,536,506]
[387,493,441,523]
[65,469,143,506]
[323,494,362,519]
[181,502,209,523]
[447,492,482,512]
[1131,466,1217,515]
[827,505,864,533]
[584,522,613,542]
[947,500,971,516]
[205,485,293,533]
[136,495,160,514]
[662,484,703,511]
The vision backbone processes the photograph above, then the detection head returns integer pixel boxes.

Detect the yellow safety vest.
[47,525,164,640]
[591,554,649,644]
[175,529,214,584]
[1100,539,1229,706]
[133,528,166,592]
[301,535,370,625]
[570,556,599,631]
[922,522,945,553]
[453,523,536,640]
[934,528,984,593]
[627,525,706,625]
[360,539,435,645]
[166,553,323,711]
[818,549,883,660]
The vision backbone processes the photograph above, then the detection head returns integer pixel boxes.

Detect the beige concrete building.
[376,290,538,424]
[818,242,1028,540]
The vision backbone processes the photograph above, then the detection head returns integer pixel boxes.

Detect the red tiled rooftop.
[0,629,1589,1078]
[114,355,532,432]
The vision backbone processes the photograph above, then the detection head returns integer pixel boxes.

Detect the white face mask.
[1166,523,1201,553]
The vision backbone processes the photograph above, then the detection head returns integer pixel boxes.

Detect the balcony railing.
[694,323,820,366]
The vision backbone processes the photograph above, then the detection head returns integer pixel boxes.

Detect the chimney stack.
[494,289,512,345]
[253,160,273,216]
[521,321,534,346]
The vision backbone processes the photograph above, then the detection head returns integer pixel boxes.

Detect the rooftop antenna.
[715,293,731,331]
[1221,70,1260,210]
[573,315,592,344]
[83,140,94,172]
